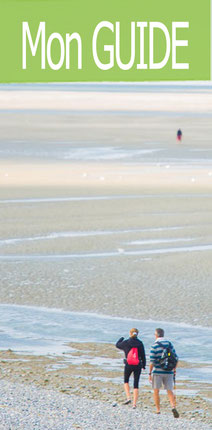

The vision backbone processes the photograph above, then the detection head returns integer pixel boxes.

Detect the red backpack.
[127,347,139,365]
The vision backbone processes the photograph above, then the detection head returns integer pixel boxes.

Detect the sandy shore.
[0,89,212,113]
[1,161,212,188]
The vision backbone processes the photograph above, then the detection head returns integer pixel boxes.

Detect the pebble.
[0,380,210,430]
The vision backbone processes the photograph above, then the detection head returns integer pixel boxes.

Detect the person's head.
[155,328,164,339]
[129,328,139,338]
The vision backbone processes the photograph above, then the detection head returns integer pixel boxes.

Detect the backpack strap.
[156,341,164,348]
[157,341,171,349]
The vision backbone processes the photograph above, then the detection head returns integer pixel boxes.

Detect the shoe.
[156,412,161,414]
[172,408,179,418]
[132,405,136,409]
[123,399,131,405]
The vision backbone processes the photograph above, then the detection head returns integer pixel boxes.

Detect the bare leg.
[124,383,130,400]
[133,388,139,407]
[153,389,160,413]
[167,390,175,408]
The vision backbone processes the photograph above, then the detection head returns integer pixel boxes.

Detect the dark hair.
[155,328,164,337]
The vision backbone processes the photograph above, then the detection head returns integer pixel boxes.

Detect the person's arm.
[139,343,146,369]
[115,337,125,349]
[149,344,156,382]
[171,343,178,371]
[149,362,154,382]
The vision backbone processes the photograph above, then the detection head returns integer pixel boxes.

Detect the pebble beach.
[0,380,211,430]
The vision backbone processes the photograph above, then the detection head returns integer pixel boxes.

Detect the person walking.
[149,327,179,417]
[177,129,182,143]
[116,328,146,409]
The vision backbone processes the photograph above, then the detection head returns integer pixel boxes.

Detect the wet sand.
[0,96,212,326]
[0,84,211,425]
[0,182,212,326]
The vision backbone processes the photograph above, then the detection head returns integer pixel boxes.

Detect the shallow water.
[0,227,186,246]
[1,243,212,260]
[1,82,212,92]
[1,141,212,165]
[0,304,211,385]
[1,194,212,204]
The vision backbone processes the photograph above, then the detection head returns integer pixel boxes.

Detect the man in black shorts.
[116,328,146,408]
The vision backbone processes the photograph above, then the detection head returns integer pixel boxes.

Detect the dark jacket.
[116,336,146,369]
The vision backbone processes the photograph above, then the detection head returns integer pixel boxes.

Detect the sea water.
[0,304,211,384]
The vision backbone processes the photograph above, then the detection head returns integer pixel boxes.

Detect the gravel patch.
[0,381,210,430]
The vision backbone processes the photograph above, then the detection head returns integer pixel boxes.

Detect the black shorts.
[124,363,142,389]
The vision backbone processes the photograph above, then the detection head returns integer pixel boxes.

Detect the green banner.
[0,0,211,82]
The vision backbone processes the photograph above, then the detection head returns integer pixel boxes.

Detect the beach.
[0,186,212,326]
[0,83,211,427]
[0,379,211,430]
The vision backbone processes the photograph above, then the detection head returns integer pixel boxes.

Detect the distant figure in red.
[177,129,182,143]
